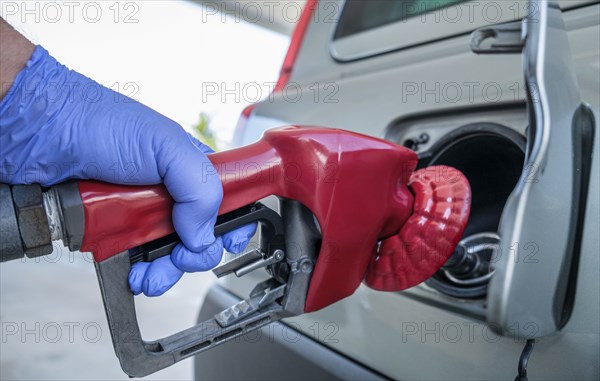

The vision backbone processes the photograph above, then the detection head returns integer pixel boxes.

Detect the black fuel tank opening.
[421,123,526,298]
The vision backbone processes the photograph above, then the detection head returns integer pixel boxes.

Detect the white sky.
[1,0,290,148]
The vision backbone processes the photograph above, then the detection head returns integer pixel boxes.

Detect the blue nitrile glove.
[0,46,256,296]
[128,137,257,296]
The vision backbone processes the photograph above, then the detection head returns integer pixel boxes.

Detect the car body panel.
[201,1,600,379]
[195,285,387,381]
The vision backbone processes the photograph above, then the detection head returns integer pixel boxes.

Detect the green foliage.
[191,112,218,151]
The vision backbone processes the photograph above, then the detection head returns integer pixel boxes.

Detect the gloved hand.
[0,45,256,296]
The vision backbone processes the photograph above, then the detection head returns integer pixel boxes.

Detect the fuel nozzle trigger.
[96,200,320,377]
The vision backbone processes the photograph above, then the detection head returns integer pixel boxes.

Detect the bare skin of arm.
[0,17,35,100]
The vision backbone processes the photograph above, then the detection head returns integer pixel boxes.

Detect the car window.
[334,0,466,40]
[329,0,594,61]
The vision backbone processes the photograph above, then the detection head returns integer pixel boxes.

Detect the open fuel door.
[474,0,596,337]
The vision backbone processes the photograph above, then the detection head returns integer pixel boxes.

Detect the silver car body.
[197,1,600,379]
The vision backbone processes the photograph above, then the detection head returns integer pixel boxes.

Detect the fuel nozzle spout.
[443,243,489,280]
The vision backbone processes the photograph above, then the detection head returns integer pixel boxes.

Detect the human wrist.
[0,18,36,99]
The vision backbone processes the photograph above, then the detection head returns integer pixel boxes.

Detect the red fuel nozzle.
[76,126,470,312]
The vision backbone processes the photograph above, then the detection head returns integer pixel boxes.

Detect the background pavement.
[0,246,214,380]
